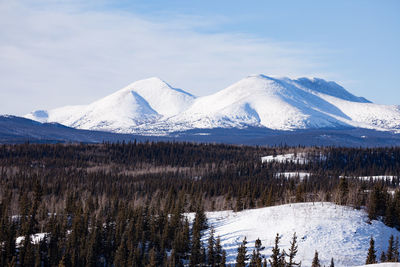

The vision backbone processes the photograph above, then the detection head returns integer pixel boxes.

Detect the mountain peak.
[122,77,168,91]
[246,74,280,80]
[122,77,195,98]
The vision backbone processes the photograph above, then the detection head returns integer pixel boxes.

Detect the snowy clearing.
[275,172,311,180]
[261,153,309,164]
[342,175,399,182]
[188,202,400,267]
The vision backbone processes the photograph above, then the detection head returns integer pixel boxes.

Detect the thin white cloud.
[0,1,330,115]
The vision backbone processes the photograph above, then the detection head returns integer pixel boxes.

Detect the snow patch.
[342,175,399,182]
[275,172,311,180]
[261,153,309,164]
[16,233,48,247]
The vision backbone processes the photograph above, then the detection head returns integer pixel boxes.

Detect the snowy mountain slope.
[26,77,195,133]
[25,75,400,134]
[315,94,400,131]
[165,75,400,133]
[293,77,371,103]
[164,75,352,131]
[188,202,399,267]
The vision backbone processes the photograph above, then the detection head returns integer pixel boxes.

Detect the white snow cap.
[25,75,400,134]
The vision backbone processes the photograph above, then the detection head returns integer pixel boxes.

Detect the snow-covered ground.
[188,202,399,267]
[261,153,309,164]
[16,233,47,247]
[275,172,311,180]
[343,175,399,182]
[25,75,400,134]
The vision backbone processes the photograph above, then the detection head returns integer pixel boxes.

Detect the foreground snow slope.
[191,202,399,267]
[26,75,400,134]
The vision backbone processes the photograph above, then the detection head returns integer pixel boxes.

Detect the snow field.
[187,202,400,267]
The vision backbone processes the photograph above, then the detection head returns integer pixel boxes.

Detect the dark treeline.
[0,142,399,218]
[0,142,399,266]
[0,179,219,266]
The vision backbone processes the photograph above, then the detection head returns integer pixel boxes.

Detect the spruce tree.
[287,232,300,267]
[380,251,386,262]
[182,218,191,258]
[365,237,377,264]
[20,237,35,267]
[221,250,227,266]
[385,200,395,227]
[236,236,248,267]
[86,218,102,267]
[207,227,216,266]
[215,236,223,266]
[394,236,399,262]
[338,177,349,205]
[250,238,263,267]
[387,234,395,262]
[311,250,321,267]
[34,243,41,267]
[190,205,208,266]
[236,195,244,212]
[189,226,202,267]
[269,233,281,267]
[193,205,207,232]
[1,216,16,266]
[48,215,61,266]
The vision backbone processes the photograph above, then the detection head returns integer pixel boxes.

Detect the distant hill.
[2,115,400,146]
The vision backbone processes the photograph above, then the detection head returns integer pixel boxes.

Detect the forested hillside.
[0,142,399,266]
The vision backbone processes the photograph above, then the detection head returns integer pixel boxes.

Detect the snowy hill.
[26,77,195,133]
[188,202,400,267]
[25,75,400,135]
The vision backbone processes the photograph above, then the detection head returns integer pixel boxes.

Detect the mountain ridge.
[25,75,400,135]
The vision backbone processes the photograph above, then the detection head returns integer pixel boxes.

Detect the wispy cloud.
[0,1,330,115]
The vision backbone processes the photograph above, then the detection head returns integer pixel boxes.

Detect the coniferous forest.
[0,142,400,266]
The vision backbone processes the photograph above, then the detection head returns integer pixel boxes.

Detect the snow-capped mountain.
[26,77,195,133]
[25,75,400,135]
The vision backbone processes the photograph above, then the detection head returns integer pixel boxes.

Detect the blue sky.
[0,0,399,115]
